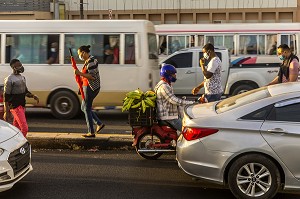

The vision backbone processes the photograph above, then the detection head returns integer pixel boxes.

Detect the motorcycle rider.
[154,64,195,135]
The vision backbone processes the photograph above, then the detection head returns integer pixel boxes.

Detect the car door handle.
[267,70,278,73]
[267,128,286,134]
[221,70,225,72]
[185,70,195,74]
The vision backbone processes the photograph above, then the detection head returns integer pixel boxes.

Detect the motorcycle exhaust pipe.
[138,149,175,153]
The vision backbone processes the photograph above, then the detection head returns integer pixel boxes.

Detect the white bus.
[0,20,158,119]
[155,23,298,64]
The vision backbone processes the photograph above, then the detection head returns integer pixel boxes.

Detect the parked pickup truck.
[160,47,280,97]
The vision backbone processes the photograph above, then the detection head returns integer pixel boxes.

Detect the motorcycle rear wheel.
[136,133,163,160]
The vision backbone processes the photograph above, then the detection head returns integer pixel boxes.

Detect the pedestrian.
[268,44,299,85]
[3,59,39,137]
[74,45,105,138]
[154,64,195,135]
[192,43,223,102]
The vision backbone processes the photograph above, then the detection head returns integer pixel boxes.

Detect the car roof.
[268,82,300,96]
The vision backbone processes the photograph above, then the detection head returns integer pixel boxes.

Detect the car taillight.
[182,127,218,141]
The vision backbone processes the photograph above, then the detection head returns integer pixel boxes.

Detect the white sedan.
[177,82,300,199]
[0,120,32,192]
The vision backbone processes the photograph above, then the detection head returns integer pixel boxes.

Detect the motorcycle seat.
[157,120,177,130]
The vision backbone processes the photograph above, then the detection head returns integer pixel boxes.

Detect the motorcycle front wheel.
[136,133,163,160]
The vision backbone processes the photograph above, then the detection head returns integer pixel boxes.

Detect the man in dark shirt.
[3,59,39,137]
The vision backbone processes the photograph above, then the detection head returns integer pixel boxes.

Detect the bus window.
[205,35,223,46]
[148,33,158,59]
[109,35,119,64]
[258,35,265,55]
[239,35,257,55]
[290,35,296,54]
[197,35,204,47]
[281,35,289,46]
[64,34,120,64]
[280,34,296,53]
[190,35,195,47]
[224,35,234,54]
[266,34,277,55]
[159,35,167,55]
[125,34,135,64]
[6,34,59,64]
[168,36,186,54]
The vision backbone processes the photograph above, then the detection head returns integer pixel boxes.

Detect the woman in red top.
[75,45,105,138]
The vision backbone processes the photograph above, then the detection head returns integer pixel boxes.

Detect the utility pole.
[53,0,59,20]
[80,0,84,19]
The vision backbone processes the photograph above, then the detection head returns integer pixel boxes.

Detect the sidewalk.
[27,132,134,150]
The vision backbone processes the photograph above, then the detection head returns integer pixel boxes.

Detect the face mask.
[79,52,85,61]
[13,66,24,74]
[170,76,177,83]
[203,52,209,60]
[79,55,84,61]
[278,55,285,61]
[168,74,177,83]
[51,48,56,52]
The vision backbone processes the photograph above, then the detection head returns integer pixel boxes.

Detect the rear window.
[163,52,192,68]
[216,87,271,113]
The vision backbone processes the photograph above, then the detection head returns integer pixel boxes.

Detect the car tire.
[232,84,255,96]
[50,90,80,119]
[228,154,281,199]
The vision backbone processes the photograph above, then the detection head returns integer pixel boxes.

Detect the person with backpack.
[268,44,299,85]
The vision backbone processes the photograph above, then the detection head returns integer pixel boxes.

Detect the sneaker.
[96,124,105,134]
[82,133,95,138]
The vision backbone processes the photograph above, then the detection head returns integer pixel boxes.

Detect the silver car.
[177,82,300,199]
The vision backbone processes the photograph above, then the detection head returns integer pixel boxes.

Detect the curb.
[27,132,134,150]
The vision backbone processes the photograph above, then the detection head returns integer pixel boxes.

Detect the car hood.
[185,102,217,119]
[0,120,20,143]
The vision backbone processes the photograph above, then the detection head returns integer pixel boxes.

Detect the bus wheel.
[50,91,80,119]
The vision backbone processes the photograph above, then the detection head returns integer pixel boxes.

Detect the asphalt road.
[0,150,299,199]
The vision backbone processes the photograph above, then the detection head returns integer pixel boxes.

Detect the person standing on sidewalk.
[191,43,223,102]
[3,59,39,137]
[75,45,105,138]
[268,44,299,85]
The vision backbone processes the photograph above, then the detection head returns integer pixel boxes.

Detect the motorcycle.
[129,96,203,160]
[129,108,178,160]
[131,121,178,160]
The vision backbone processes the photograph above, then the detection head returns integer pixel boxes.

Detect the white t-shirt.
[204,56,223,94]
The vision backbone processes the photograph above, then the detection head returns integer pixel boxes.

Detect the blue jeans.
[81,86,102,133]
[205,93,222,102]
[165,118,182,136]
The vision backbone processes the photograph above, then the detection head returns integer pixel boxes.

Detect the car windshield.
[216,87,271,113]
